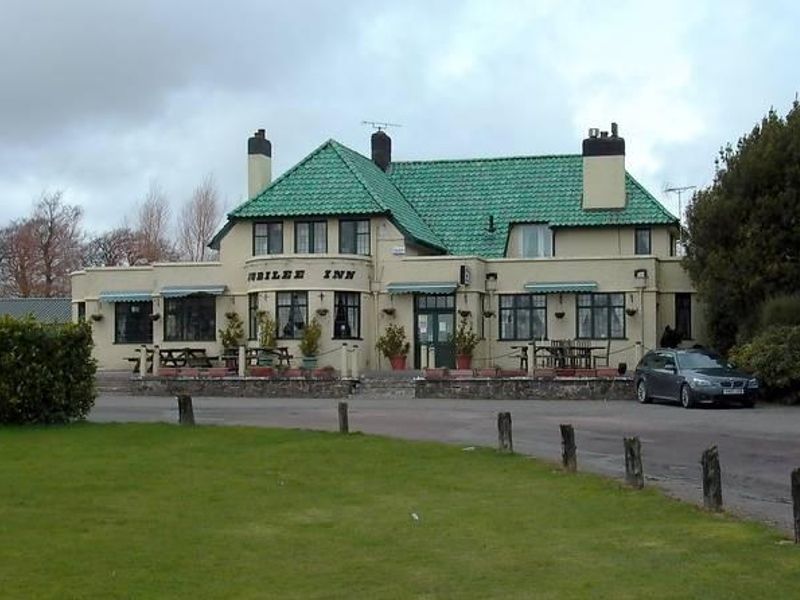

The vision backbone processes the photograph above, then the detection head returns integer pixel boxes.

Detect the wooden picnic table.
[221,347,294,370]
[537,342,605,369]
[128,347,216,372]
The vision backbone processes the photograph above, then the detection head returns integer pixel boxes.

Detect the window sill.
[114,341,154,345]
[333,337,363,341]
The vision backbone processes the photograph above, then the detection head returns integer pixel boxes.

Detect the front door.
[414,294,456,368]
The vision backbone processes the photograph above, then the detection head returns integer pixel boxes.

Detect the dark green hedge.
[730,325,800,403]
[0,317,97,424]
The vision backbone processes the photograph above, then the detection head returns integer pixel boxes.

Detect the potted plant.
[90,313,103,322]
[376,323,410,370]
[257,310,276,366]
[299,317,322,370]
[454,315,480,369]
[219,311,245,359]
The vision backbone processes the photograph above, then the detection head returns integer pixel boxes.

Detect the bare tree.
[85,227,143,267]
[177,175,221,261]
[0,190,83,297]
[134,180,174,263]
[0,220,40,297]
[31,191,84,296]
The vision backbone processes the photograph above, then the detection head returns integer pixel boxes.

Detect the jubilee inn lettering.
[247,269,356,282]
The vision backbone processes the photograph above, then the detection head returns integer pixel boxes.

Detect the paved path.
[91,394,800,534]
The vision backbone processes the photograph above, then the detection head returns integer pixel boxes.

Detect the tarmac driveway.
[90,394,800,534]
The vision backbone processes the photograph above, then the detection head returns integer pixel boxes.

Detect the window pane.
[248,293,258,341]
[635,228,651,254]
[610,293,625,307]
[577,294,592,307]
[577,308,592,338]
[340,221,355,254]
[334,292,360,339]
[532,295,546,308]
[313,222,327,253]
[516,308,530,339]
[516,295,531,308]
[500,309,514,340]
[593,307,609,338]
[115,301,153,344]
[268,223,283,254]
[164,296,215,342]
[521,224,552,258]
[610,307,625,338]
[296,223,309,253]
[277,292,307,339]
[500,296,514,308]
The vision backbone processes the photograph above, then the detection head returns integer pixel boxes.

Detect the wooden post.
[177,394,195,426]
[792,468,800,544]
[338,401,349,434]
[351,345,360,379]
[624,436,644,489]
[139,345,148,377]
[340,343,349,379]
[560,424,577,472]
[497,412,513,453]
[238,345,246,378]
[701,445,723,511]
[527,342,536,377]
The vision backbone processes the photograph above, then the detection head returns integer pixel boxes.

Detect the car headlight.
[690,377,713,387]
[747,378,759,388]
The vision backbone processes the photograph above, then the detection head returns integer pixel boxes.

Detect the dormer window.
[519,224,553,258]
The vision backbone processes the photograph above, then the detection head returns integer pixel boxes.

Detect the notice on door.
[418,316,428,335]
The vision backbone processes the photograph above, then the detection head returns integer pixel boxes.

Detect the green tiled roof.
[389,154,676,257]
[224,140,676,258]
[229,140,444,250]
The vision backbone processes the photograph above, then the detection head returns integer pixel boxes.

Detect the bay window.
[333,292,360,339]
[253,221,283,255]
[276,292,308,339]
[339,219,370,255]
[295,221,327,253]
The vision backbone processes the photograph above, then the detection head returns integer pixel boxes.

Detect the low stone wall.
[415,377,635,401]
[130,376,355,398]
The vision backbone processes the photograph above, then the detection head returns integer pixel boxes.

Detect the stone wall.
[415,377,635,401]
[130,376,355,398]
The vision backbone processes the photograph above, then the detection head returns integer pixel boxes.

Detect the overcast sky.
[1,0,798,233]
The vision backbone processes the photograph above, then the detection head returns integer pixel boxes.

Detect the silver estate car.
[634,348,759,408]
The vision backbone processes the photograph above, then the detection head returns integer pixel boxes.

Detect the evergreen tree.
[684,101,800,352]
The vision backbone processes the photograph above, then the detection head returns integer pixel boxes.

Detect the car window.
[639,352,656,369]
[656,352,675,370]
[677,352,730,369]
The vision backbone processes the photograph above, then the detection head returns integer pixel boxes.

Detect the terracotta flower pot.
[456,354,472,370]
[390,355,407,370]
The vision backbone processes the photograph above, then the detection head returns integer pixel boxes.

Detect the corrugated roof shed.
[0,298,72,323]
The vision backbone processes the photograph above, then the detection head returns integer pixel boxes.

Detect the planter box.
[177,368,199,378]
[531,368,556,378]
[499,369,526,378]
[475,367,500,378]
[312,368,337,380]
[282,368,305,378]
[450,369,474,379]
[574,369,597,378]
[205,367,229,378]
[596,367,620,378]
[555,368,576,377]
[424,368,449,380]
[248,366,275,378]
[158,368,177,378]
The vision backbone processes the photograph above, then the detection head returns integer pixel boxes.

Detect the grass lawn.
[1,424,799,599]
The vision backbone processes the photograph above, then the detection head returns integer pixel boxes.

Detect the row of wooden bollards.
[174,397,800,544]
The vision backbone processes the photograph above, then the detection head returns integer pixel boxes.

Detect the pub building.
[71,124,701,372]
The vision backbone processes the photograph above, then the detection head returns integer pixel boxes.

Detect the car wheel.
[680,384,695,409]
[636,380,651,404]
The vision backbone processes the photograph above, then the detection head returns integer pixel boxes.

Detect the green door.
[414,294,456,368]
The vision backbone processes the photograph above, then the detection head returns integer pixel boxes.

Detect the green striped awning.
[524,281,598,294]
[98,291,153,302]
[386,282,458,295]
[160,285,227,298]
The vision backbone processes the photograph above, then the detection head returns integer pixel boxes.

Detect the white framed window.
[519,224,553,258]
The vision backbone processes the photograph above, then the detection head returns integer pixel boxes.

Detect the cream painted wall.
[582,155,625,209]
[506,225,675,259]
[73,209,697,372]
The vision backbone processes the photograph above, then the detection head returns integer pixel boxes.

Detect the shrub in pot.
[376,323,410,370]
[219,311,245,352]
[454,315,479,369]
[299,317,322,370]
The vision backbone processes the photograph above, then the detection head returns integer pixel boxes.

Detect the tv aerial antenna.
[361,120,402,132]
[664,184,697,251]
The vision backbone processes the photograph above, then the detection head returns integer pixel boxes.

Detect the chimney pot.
[611,122,618,137]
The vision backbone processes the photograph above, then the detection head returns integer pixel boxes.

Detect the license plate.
[723,388,744,395]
